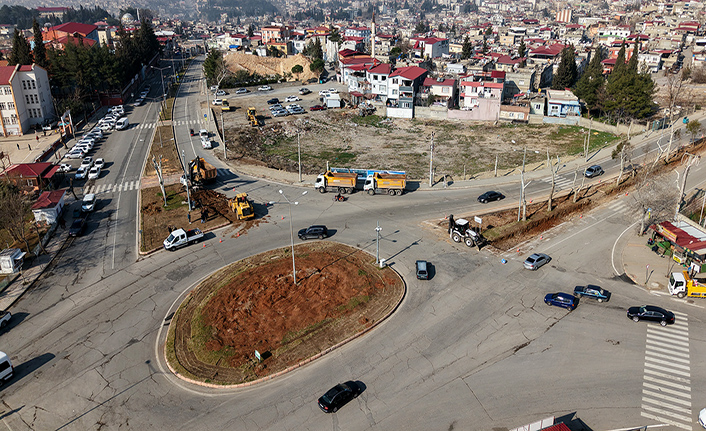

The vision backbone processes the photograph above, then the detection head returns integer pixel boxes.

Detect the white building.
[0,64,55,136]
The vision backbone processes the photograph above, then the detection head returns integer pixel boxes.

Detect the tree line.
[0,5,117,29]
[9,17,161,119]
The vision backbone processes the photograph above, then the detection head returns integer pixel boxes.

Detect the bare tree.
[0,184,31,253]
[152,156,167,207]
[573,168,587,203]
[547,149,559,212]
[518,148,531,221]
[630,156,678,235]
[612,140,632,186]
[662,70,693,162]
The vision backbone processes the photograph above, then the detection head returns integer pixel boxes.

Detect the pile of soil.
[167,242,404,384]
[225,53,317,82]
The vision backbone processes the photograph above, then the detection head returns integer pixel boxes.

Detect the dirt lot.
[219,107,620,180]
[166,242,404,384]
[225,53,318,83]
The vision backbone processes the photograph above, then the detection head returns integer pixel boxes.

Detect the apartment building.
[0,64,55,136]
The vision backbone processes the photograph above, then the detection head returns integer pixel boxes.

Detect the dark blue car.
[544,292,579,310]
[573,285,610,302]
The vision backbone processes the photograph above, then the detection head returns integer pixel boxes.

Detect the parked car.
[573,285,610,302]
[544,292,579,311]
[267,98,280,105]
[87,166,101,180]
[288,106,306,115]
[285,95,300,102]
[216,90,227,96]
[57,163,72,173]
[299,88,311,95]
[0,311,11,328]
[319,90,330,96]
[584,165,604,178]
[209,85,219,91]
[298,225,328,240]
[201,136,212,149]
[199,129,208,139]
[94,158,105,169]
[81,193,97,212]
[80,157,93,169]
[258,85,272,91]
[310,105,326,111]
[75,167,88,180]
[272,109,288,117]
[212,98,223,105]
[235,88,248,94]
[523,253,551,270]
[416,260,429,280]
[66,149,85,159]
[477,191,505,203]
[269,104,284,111]
[318,381,361,413]
[627,305,675,326]
[328,88,339,94]
[69,216,87,237]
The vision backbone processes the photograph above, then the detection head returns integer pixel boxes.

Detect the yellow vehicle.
[229,193,255,220]
[188,157,217,186]
[314,171,358,194]
[247,107,259,127]
[668,270,706,298]
[364,172,407,196]
[221,100,233,111]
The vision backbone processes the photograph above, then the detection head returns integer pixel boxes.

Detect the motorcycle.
[333,194,347,202]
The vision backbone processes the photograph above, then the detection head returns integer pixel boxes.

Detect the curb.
[138,221,232,256]
[162,245,407,389]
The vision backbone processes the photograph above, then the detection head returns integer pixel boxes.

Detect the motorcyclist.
[335,193,343,202]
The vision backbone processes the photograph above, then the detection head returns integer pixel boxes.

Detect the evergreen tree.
[247,24,254,38]
[518,38,526,58]
[32,19,48,70]
[461,35,472,60]
[604,42,630,120]
[8,28,32,66]
[573,47,605,113]
[134,17,161,63]
[551,45,577,89]
[482,37,488,55]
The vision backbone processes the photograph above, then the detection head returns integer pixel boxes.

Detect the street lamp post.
[151,65,170,120]
[277,189,308,285]
[375,221,382,264]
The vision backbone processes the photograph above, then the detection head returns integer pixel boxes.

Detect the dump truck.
[448,215,487,249]
[315,171,359,194]
[188,157,217,186]
[364,172,406,196]
[164,228,204,251]
[247,107,259,126]
[229,192,255,220]
[668,270,706,298]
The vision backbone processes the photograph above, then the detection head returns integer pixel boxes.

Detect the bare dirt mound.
[225,52,317,82]
[167,242,404,385]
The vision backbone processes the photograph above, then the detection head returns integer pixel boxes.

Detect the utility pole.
[298,130,302,182]
[152,155,167,206]
[220,107,226,158]
[375,221,382,264]
[429,132,435,187]
[182,149,191,213]
[676,153,700,220]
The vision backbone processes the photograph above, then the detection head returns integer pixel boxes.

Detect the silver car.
[523,253,551,270]
[272,109,289,117]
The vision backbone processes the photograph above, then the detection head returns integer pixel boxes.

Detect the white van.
[115,117,129,130]
[0,351,14,384]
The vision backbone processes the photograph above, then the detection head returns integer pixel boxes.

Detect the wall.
[387,107,413,119]
[542,115,580,126]
[414,106,448,120]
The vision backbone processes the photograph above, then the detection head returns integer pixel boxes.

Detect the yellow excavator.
[229,192,255,220]
[247,107,259,127]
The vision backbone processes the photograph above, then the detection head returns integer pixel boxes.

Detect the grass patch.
[318,148,357,165]
[352,115,392,128]
[338,295,371,312]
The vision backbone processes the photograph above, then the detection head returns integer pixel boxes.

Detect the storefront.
[649,216,706,272]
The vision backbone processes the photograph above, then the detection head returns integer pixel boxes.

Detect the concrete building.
[0,64,55,136]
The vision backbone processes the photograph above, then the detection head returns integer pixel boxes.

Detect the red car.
[310,105,326,111]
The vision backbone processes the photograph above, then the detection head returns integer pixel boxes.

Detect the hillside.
[224,52,317,82]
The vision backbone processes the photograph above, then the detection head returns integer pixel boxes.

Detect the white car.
[81,194,96,212]
[212,98,223,105]
[216,90,227,96]
[199,129,208,139]
[94,158,105,169]
[80,156,93,169]
[57,163,72,172]
[209,85,219,91]
[75,167,87,180]
[90,128,103,138]
[201,137,212,149]
[319,90,330,96]
[269,104,284,111]
[285,95,300,102]
[99,123,113,132]
[66,150,85,159]
[272,109,289,117]
[0,311,11,328]
[87,166,101,180]
[258,85,272,91]
[328,88,339,94]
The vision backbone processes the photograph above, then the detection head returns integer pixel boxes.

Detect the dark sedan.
[310,104,326,111]
[267,98,280,105]
[318,381,362,413]
[627,305,675,326]
[574,285,610,302]
[298,225,328,240]
[544,292,579,310]
[477,191,504,204]
[69,217,87,237]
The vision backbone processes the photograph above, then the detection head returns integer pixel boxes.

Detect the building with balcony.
[0,64,55,136]
[386,66,428,118]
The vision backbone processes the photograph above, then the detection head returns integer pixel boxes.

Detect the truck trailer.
[315,171,358,194]
[364,172,406,196]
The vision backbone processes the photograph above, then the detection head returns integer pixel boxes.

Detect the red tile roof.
[423,77,454,86]
[47,22,97,36]
[368,63,392,75]
[0,65,15,85]
[5,163,54,178]
[31,190,65,210]
[390,66,427,80]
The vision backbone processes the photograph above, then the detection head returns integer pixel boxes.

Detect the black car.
[477,191,505,204]
[298,225,328,240]
[318,381,361,413]
[267,98,280,105]
[584,165,604,178]
[69,217,87,237]
[627,305,675,326]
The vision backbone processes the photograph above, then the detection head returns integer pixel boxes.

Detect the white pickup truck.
[163,228,204,251]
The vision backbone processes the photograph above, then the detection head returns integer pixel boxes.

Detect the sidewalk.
[622,229,679,294]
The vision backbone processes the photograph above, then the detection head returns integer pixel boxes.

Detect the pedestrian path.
[607,197,632,215]
[540,175,575,190]
[83,179,141,195]
[641,311,692,430]
[130,119,207,131]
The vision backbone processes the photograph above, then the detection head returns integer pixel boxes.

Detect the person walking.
[16,143,19,150]
[187,212,191,224]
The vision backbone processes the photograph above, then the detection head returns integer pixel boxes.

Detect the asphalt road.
[1,57,705,430]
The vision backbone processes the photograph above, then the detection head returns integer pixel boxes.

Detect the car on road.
[94,158,105,169]
[699,408,706,428]
[319,90,330,96]
[299,88,311,95]
[477,191,504,203]
[318,381,361,413]
[298,225,328,240]
[310,104,326,111]
[627,305,675,326]
[199,129,208,139]
[201,136,212,149]
[416,260,429,280]
[0,311,11,329]
[584,165,604,178]
[212,98,223,105]
[57,163,72,173]
[80,157,93,169]
[216,90,227,96]
[81,194,97,212]
[285,95,300,102]
[235,88,248,94]
[328,88,339,94]
[258,85,272,91]
[75,167,88,180]
[544,292,579,311]
[523,253,551,270]
[134,97,144,107]
[267,98,280,105]
[69,216,87,237]
[66,149,85,159]
[87,166,101,180]
[272,108,289,117]
[209,85,218,92]
[573,285,610,302]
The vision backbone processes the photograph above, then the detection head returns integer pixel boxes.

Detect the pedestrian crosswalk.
[540,175,575,190]
[83,179,140,195]
[130,119,207,130]
[607,198,630,215]
[641,311,692,430]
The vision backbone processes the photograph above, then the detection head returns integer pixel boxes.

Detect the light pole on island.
[273,189,308,285]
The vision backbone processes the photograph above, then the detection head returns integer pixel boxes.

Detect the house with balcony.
[386,66,428,119]
[345,26,371,43]
[0,64,55,136]
[341,56,378,89]
[458,79,503,121]
[261,25,290,44]
[410,37,449,59]
[420,77,456,107]
[366,63,393,102]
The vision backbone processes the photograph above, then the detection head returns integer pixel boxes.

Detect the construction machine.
[448,214,487,250]
[247,107,259,127]
[229,192,255,220]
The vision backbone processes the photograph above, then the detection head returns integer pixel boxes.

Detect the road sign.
[474,216,482,224]
[255,350,261,362]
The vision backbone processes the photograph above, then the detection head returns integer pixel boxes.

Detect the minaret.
[371,10,376,58]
